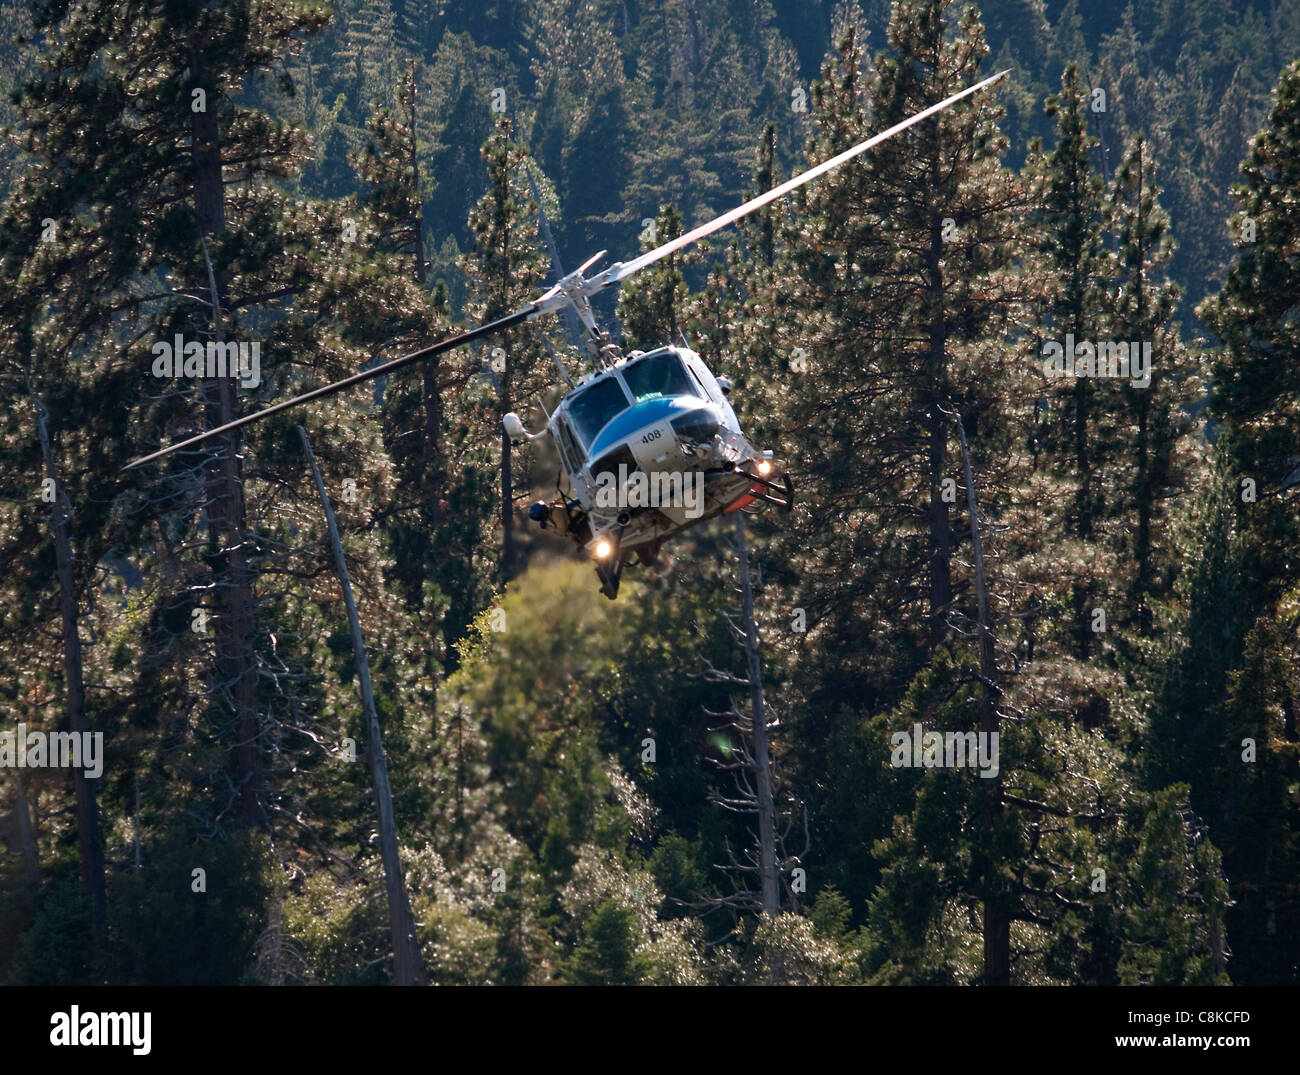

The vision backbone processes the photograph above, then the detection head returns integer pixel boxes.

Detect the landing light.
[757,460,772,476]
[595,539,613,559]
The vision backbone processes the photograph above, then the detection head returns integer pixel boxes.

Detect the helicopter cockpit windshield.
[567,376,630,449]
[623,350,701,402]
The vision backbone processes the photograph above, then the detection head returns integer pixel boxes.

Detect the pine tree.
[563,899,652,985]
[351,67,494,668]
[1115,786,1230,985]
[1025,63,1112,634]
[1182,57,1300,983]
[338,0,407,118]
[0,0,335,957]
[1021,63,1124,662]
[719,2,1035,983]
[754,7,1030,738]
[1200,58,1300,605]
[523,0,636,261]
[0,0,34,197]
[0,0,474,985]
[462,118,549,584]
[861,0,1029,651]
[1103,132,1201,641]
[616,203,691,347]
[421,32,508,247]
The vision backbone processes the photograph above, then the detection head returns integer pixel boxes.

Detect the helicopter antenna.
[125,70,1006,470]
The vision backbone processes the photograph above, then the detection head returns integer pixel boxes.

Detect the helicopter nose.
[636,405,721,467]
[669,406,720,444]
[586,397,725,492]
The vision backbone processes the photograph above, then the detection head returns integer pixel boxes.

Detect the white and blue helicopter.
[503,263,793,597]
[127,72,1005,599]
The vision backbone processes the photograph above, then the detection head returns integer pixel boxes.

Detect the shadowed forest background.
[1,0,1298,985]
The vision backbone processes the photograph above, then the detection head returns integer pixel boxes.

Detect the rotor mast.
[536,250,623,370]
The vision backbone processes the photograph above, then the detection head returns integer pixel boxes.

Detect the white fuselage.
[547,346,760,554]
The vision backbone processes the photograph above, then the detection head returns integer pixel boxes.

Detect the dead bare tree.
[700,513,809,978]
[189,42,262,824]
[951,407,1008,985]
[298,426,427,986]
[25,375,107,937]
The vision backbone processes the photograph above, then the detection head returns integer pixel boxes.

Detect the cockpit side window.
[555,416,582,470]
[623,351,701,402]
[566,376,630,448]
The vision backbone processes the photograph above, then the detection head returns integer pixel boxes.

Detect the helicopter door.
[554,415,581,473]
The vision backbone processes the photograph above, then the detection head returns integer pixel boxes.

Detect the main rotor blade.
[525,162,584,356]
[123,305,535,470]
[124,70,1006,472]
[605,69,1008,286]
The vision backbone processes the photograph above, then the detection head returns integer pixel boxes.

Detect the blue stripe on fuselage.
[587,395,704,458]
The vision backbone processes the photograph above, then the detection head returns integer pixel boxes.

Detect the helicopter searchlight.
[124,72,1007,598]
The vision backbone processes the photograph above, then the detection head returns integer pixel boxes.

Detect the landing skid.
[744,467,794,510]
[594,525,626,599]
[595,556,624,599]
[722,466,795,512]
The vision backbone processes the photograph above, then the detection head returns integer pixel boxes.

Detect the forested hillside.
[1,0,1298,986]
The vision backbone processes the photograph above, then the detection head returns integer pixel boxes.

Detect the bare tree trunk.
[189,36,260,825]
[1073,375,1093,660]
[298,427,427,986]
[735,514,779,918]
[266,893,284,987]
[27,380,106,937]
[133,770,142,872]
[927,198,952,648]
[1135,392,1152,635]
[408,63,426,290]
[1074,377,1092,539]
[422,363,443,529]
[1131,143,1152,637]
[14,770,40,897]
[1209,915,1226,979]
[956,412,1009,985]
[704,516,803,982]
[500,421,514,582]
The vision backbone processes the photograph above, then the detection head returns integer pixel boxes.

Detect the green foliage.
[563,899,653,985]
[1202,58,1300,603]
[104,828,272,986]
[1115,786,1230,986]
[1,0,1298,988]
[7,867,96,986]
[648,832,707,918]
[744,911,858,984]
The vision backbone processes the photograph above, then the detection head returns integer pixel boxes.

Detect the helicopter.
[505,331,790,598]
[127,71,1006,599]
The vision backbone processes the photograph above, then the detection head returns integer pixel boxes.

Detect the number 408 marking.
[641,429,662,445]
